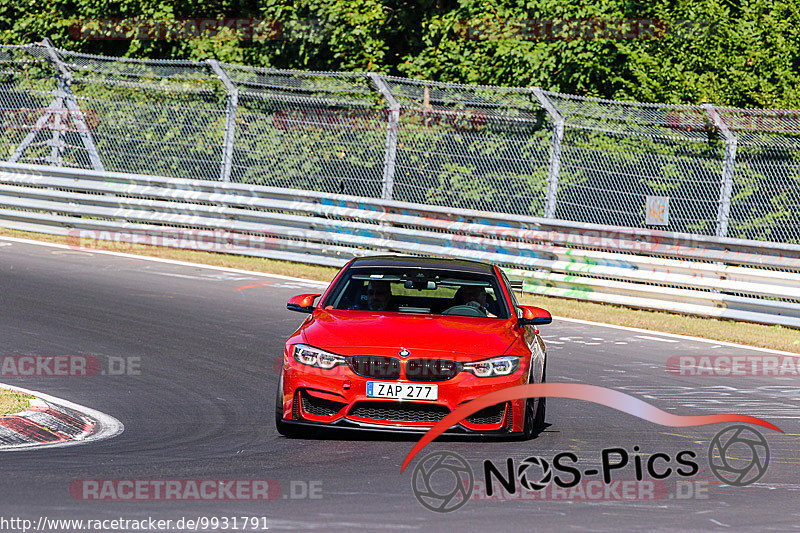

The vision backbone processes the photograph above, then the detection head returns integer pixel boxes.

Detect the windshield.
[321,267,510,318]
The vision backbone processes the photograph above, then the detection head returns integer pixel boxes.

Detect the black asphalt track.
[1,239,798,532]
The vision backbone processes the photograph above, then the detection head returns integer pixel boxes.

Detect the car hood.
[301,309,521,359]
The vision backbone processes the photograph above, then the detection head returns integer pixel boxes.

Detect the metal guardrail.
[2,41,799,244]
[1,162,799,328]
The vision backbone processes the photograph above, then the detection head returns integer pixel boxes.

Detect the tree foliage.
[3,0,800,107]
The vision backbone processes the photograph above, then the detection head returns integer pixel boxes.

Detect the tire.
[521,360,546,440]
[533,362,547,428]
[275,373,303,438]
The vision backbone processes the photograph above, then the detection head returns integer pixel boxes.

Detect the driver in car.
[366,280,394,311]
[454,285,495,317]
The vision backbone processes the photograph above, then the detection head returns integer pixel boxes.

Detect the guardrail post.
[704,104,737,238]
[368,73,400,200]
[207,60,238,182]
[532,88,564,219]
[37,39,105,171]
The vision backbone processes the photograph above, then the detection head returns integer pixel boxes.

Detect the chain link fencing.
[1,41,798,243]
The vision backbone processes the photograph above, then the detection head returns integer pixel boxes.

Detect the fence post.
[9,90,63,164]
[368,73,399,200]
[532,88,564,219]
[37,39,105,171]
[704,104,737,238]
[207,59,238,182]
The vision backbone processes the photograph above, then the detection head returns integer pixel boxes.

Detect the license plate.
[366,382,438,401]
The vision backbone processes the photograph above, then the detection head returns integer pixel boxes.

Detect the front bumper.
[279,353,532,434]
[275,417,524,438]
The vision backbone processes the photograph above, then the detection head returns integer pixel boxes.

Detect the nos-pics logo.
[411,425,770,512]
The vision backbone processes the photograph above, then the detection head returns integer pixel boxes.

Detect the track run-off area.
[1,237,799,532]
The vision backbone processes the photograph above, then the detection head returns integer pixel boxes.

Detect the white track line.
[0,235,328,286]
[557,317,800,357]
[2,234,797,356]
[634,335,680,343]
[0,382,124,451]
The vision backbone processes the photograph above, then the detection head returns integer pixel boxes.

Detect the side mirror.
[517,305,552,326]
[287,294,321,314]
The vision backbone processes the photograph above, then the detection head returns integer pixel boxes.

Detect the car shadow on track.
[278,423,554,442]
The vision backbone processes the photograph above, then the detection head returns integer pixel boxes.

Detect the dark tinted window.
[322,268,510,318]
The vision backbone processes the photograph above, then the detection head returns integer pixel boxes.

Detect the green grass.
[0,389,33,416]
[2,226,798,354]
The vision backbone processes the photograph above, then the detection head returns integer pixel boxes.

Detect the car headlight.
[462,356,520,377]
[292,344,347,369]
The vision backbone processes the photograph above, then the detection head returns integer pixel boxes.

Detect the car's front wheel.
[275,373,303,438]
[522,360,546,439]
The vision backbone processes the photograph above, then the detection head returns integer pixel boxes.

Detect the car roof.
[348,255,496,275]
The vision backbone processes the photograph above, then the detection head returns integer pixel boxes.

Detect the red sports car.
[275,255,551,438]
